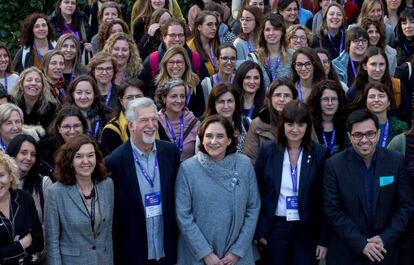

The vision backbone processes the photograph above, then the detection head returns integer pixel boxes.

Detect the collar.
[352,148,377,167]
[130,140,157,157]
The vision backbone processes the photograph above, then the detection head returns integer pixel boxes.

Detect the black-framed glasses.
[349,130,377,140]
[294,61,313,70]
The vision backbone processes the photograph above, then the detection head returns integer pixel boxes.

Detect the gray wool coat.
[175,152,260,265]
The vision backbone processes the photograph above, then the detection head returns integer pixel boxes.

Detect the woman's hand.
[316,245,328,260]
[84,42,93,52]
[221,252,240,265]
[204,252,224,265]
[147,23,161,37]
[19,233,32,249]
[259,237,267,245]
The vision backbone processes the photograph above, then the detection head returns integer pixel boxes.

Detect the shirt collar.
[130,140,157,157]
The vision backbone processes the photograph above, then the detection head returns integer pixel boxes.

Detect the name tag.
[145,192,162,218]
[286,196,300,221]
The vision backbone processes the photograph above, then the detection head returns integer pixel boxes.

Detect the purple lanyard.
[297,81,303,102]
[132,150,159,188]
[247,40,254,53]
[288,148,303,194]
[327,30,344,55]
[165,113,185,153]
[381,119,389,147]
[267,55,280,81]
[0,138,6,152]
[64,23,81,42]
[213,74,234,85]
[90,117,101,138]
[350,60,357,78]
[185,86,191,107]
[246,105,255,119]
[104,84,113,106]
[3,73,7,92]
[209,42,218,73]
[34,46,43,62]
[322,129,336,154]
[403,42,413,55]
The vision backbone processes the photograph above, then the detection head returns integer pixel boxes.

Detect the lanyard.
[0,138,6,152]
[327,30,344,56]
[213,73,234,85]
[165,112,185,153]
[288,148,303,194]
[34,46,43,62]
[381,119,389,147]
[185,86,191,107]
[90,117,101,138]
[209,42,218,73]
[64,23,81,42]
[297,81,303,102]
[3,73,7,92]
[267,55,280,81]
[403,42,413,55]
[78,186,96,233]
[322,129,336,154]
[350,60,357,78]
[132,150,159,188]
[247,40,254,53]
[246,105,255,119]
[104,84,113,106]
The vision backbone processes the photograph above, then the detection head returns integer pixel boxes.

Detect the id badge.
[286,196,299,221]
[144,192,162,218]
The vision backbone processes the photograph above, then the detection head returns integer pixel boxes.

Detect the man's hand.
[363,242,386,262]
[315,245,327,260]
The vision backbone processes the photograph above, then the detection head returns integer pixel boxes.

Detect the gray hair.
[125,97,157,122]
[0,103,24,125]
[155,78,186,109]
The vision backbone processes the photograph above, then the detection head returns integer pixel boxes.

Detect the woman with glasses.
[56,33,87,87]
[156,79,200,161]
[87,52,119,111]
[286,24,312,54]
[291,47,326,103]
[243,77,297,165]
[188,11,221,76]
[100,78,146,155]
[201,44,237,103]
[155,46,206,117]
[255,100,328,265]
[308,80,348,155]
[233,6,263,66]
[363,82,408,146]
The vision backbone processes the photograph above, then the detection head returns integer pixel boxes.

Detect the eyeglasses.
[320,97,338,103]
[240,17,255,22]
[349,130,377,140]
[167,33,185,39]
[351,38,369,44]
[95,66,114,73]
[60,123,83,131]
[294,61,313,70]
[220,56,236,62]
[291,35,307,42]
[167,60,185,66]
[272,92,292,98]
[123,94,144,101]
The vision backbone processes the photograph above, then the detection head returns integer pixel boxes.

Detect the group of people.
[0,0,413,264]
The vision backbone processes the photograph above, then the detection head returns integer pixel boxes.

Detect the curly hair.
[97,19,129,51]
[56,33,82,68]
[19,13,55,47]
[87,51,118,83]
[286,24,312,47]
[291,47,326,84]
[0,152,20,190]
[257,13,289,66]
[191,11,220,63]
[102,32,143,78]
[0,42,14,74]
[54,134,107,185]
[11,67,58,113]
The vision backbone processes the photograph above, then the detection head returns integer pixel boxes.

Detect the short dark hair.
[50,105,89,145]
[345,26,369,53]
[115,78,147,115]
[276,100,313,151]
[346,109,379,133]
[198,114,238,155]
[161,18,185,37]
[55,135,107,185]
[362,81,396,116]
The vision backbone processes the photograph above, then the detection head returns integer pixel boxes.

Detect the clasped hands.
[363,235,387,262]
[203,252,240,265]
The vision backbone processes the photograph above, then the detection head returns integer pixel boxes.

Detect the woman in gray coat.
[45,135,114,265]
[175,115,260,265]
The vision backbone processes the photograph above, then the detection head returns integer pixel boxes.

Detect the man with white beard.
[106,97,181,265]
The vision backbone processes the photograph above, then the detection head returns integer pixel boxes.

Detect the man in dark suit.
[105,97,180,265]
[324,109,413,265]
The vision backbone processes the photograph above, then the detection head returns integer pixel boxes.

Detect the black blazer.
[255,141,329,246]
[0,189,44,265]
[324,147,413,265]
[105,140,180,265]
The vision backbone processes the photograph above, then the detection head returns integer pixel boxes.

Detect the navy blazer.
[255,141,329,246]
[324,147,413,265]
[105,140,180,265]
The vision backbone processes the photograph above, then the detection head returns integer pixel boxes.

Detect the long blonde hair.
[130,0,170,30]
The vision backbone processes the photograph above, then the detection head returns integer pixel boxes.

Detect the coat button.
[92,246,96,250]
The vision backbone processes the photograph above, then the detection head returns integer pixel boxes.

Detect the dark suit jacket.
[105,140,180,265]
[255,141,329,246]
[324,147,413,265]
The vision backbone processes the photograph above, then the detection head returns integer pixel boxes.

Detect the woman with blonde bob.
[286,24,312,54]
[155,46,205,117]
[102,32,143,86]
[11,67,58,129]
[55,33,87,86]
[0,103,24,153]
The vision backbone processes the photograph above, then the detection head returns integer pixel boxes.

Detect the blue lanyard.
[104,84,113,106]
[209,42,218,73]
[350,60,357,78]
[34,46,43,62]
[267,55,280,81]
[213,73,234,85]
[297,81,303,102]
[322,129,336,154]
[3,73,7,92]
[288,148,303,194]
[381,119,389,147]
[403,42,413,55]
[327,30,344,56]
[185,86,191,107]
[0,138,6,152]
[246,105,255,119]
[247,40,254,53]
[165,112,185,153]
[132,150,159,188]
[89,117,101,138]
